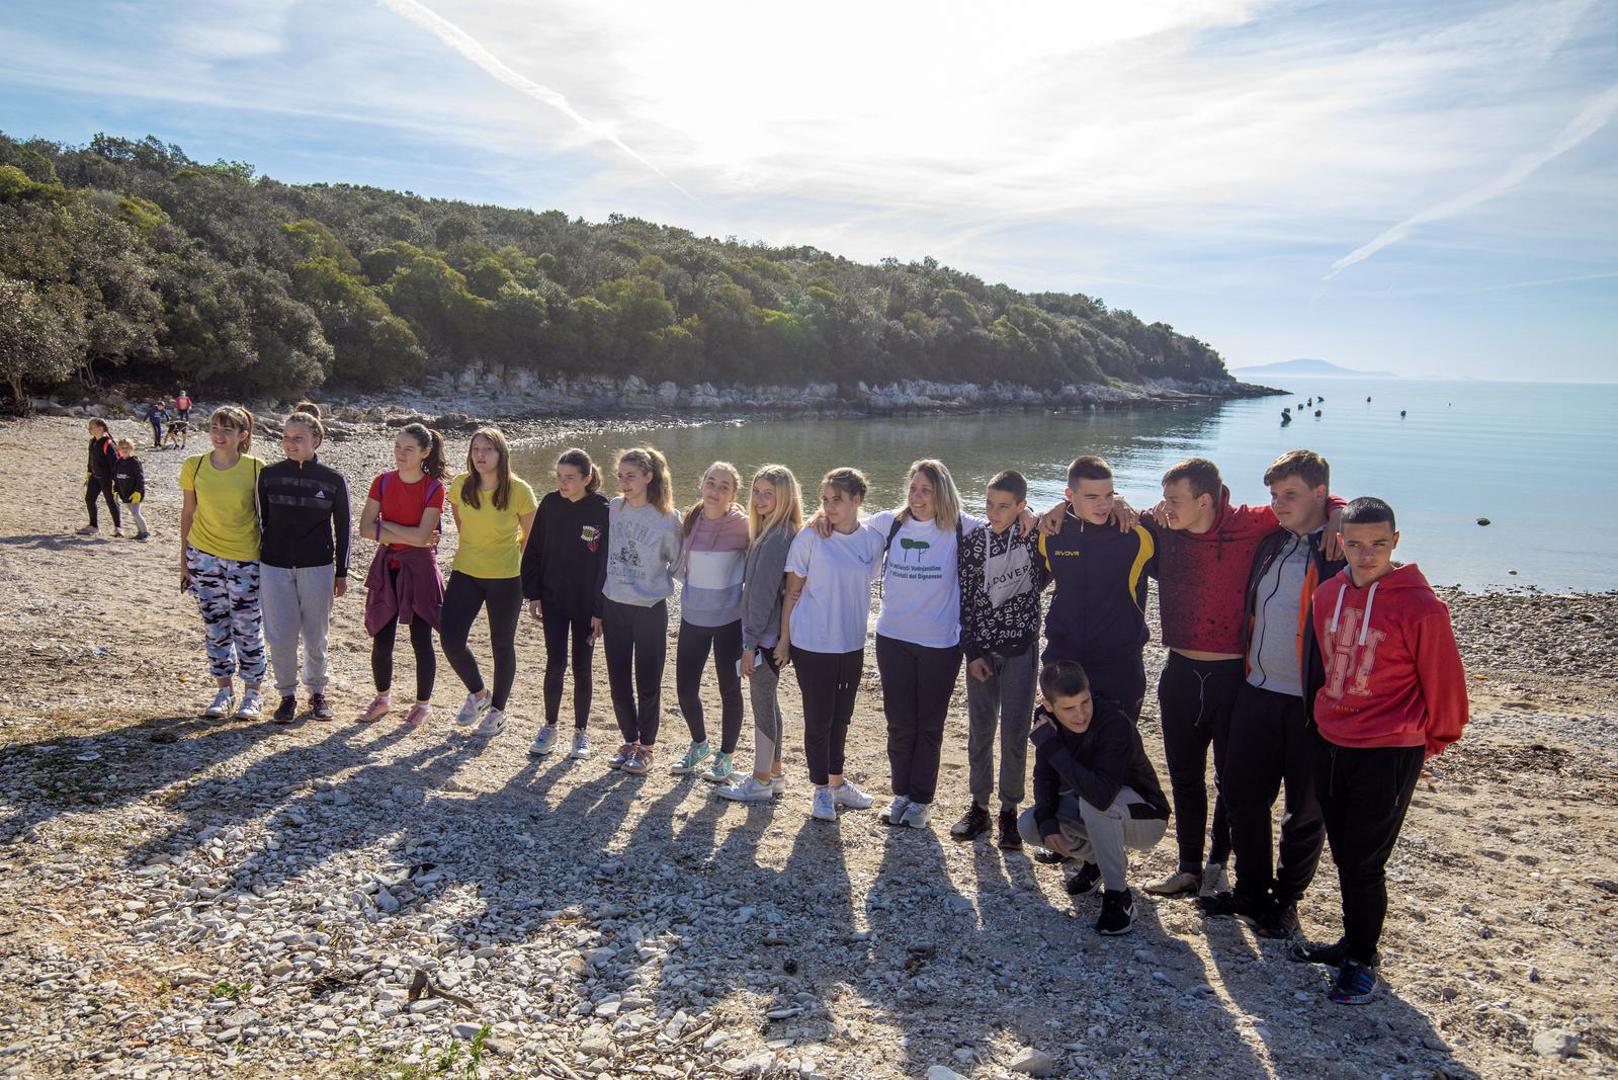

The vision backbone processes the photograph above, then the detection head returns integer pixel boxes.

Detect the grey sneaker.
[569,731,592,759]
[203,687,235,719]
[1200,862,1229,897]
[880,795,912,824]
[529,723,560,757]
[235,689,263,720]
[810,786,838,822]
[455,691,491,726]
[1144,869,1202,898]
[899,801,933,829]
[717,775,776,803]
[474,708,506,737]
[831,780,875,810]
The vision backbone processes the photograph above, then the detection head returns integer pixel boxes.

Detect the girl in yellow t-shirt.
[442,426,538,736]
[178,405,267,721]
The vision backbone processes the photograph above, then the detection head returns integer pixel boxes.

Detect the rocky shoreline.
[0,417,1614,1079]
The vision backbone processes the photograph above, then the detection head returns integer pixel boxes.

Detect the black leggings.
[792,646,863,786]
[85,476,120,528]
[876,634,963,806]
[1158,652,1242,871]
[440,572,523,710]
[372,616,436,701]
[542,607,595,728]
[676,619,744,753]
[603,597,668,746]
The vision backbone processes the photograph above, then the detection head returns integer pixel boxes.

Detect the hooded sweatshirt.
[86,434,119,482]
[1311,563,1469,758]
[1029,700,1170,840]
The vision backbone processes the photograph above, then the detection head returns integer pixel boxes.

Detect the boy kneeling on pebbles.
[1021,660,1171,934]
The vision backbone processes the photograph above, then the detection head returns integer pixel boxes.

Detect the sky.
[2,0,1615,381]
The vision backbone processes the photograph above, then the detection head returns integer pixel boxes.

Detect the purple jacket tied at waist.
[363,544,445,635]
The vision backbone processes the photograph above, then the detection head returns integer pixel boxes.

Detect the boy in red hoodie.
[1297,497,1468,1004]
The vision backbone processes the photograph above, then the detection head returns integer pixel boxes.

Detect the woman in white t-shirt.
[775,468,884,823]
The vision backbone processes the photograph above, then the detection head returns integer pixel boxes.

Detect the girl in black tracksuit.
[521,449,610,750]
[81,420,122,534]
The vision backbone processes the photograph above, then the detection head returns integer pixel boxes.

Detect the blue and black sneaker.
[1328,959,1378,1005]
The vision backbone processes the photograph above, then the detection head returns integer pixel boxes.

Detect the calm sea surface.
[508,377,1618,593]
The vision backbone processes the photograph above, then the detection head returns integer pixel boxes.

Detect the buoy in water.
[1477,517,1491,526]
[1400,409,1407,417]
[1314,409,1323,417]
[1366,396,1372,402]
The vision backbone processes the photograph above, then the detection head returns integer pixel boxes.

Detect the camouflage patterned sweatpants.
[186,547,266,682]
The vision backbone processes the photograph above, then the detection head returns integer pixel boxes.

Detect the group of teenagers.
[162,401,1469,1007]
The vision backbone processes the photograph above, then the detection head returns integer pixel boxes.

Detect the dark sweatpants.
[439,571,523,711]
[371,617,436,701]
[1318,740,1425,966]
[676,618,745,753]
[603,597,667,746]
[1041,641,1146,720]
[1158,652,1241,871]
[542,607,595,728]
[1224,682,1326,908]
[792,645,863,786]
[85,476,121,529]
[876,634,963,806]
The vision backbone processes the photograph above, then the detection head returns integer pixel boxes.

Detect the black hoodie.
[521,490,611,618]
[257,455,351,576]
[86,435,118,482]
[112,456,145,502]
[1030,700,1170,840]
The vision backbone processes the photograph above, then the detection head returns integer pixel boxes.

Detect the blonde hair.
[683,460,743,534]
[115,437,135,452]
[748,464,803,542]
[210,405,255,453]
[284,409,324,444]
[616,447,673,514]
[461,426,514,510]
[897,458,961,532]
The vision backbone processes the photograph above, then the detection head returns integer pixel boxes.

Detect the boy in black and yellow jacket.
[1038,456,1155,718]
[112,438,150,539]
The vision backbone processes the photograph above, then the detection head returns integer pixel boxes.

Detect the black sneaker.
[1197,890,1265,922]
[996,808,1022,851]
[1255,899,1300,940]
[1064,861,1102,896]
[950,802,991,841]
[1034,848,1065,865]
[271,695,297,725]
[1289,937,1351,966]
[309,694,334,721]
[1329,959,1379,1005]
[1096,888,1135,935]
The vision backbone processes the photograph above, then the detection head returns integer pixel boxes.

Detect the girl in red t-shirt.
[356,424,448,726]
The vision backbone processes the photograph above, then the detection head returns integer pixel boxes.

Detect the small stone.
[926,1068,969,1080]
[451,1022,482,1040]
[1009,1048,1057,1076]
[1532,1029,1578,1058]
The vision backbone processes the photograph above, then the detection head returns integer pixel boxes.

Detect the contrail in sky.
[1326,82,1618,279]
[377,0,694,200]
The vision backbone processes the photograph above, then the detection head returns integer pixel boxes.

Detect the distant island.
[1232,358,1397,379]
[1,130,1247,408]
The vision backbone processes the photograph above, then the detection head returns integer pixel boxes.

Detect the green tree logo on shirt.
[898,537,931,563]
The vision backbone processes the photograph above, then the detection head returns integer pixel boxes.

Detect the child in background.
[78,419,122,537]
[113,439,150,540]
[357,424,449,727]
[719,465,804,803]
[1022,659,1171,935]
[522,448,610,761]
[601,447,683,776]
[671,461,751,783]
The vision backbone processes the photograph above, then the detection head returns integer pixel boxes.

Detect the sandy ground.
[0,415,1615,1080]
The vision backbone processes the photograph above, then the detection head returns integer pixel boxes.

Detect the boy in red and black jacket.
[1295,496,1467,1004]
[78,419,122,536]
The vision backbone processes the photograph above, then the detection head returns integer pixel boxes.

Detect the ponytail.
[284,408,324,445]
[402,422,449,482]
[616,446,673,515]
[556,448,601,495]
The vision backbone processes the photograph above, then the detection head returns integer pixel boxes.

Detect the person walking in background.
[601,447,683,777]
[522,448,610,761]
[776,467,882,823]
[953,469,1048,850]
[719,464,803,804]
[112,438,150,540]
[357,424,448,728]
[257,406,349,725]
[78,418,122,537]
[441,426,538,739]
[671,461,751,783]
[174,389,192,422]
[178,406,266,720]
[146,402,167,449]
[1295,497,1468,1004]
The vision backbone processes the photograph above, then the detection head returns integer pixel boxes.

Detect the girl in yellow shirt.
[442,426,538,737]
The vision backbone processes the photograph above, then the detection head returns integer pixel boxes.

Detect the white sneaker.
[718,775,777,803]
[810,786,838,822]
[570,731,592,759]
[529,723,559,757]
[880,795,912,824]
[455,691,491,726]
[235,689,262,720]
[203,687,235,719]
[899,801,933,829]
[831,780,875,810]
[1201,861,1229,898]
[475,708,507,737]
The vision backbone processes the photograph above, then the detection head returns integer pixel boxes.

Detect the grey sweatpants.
[749,652,785,775]
[1020,788,1168,892]
[261,563,336,696]
[966,647,1036,810]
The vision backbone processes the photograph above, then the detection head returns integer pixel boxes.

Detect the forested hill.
[0,132,1235,403]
